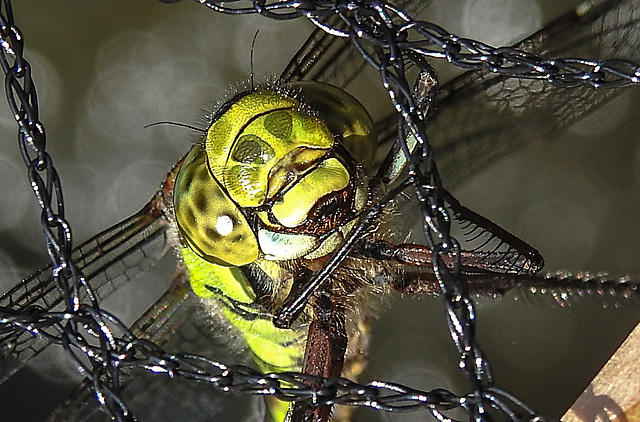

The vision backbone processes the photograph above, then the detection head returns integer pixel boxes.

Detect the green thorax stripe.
[180,246,306,373]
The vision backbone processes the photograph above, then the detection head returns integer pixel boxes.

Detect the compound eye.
[174,145,259,267]
[290,81,376,167]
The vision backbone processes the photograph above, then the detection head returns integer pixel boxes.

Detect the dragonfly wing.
[47,269,257,422]
[376,0,640,188]
[14,1,640,420]
[279,0,430,87]
[0,165,178,382]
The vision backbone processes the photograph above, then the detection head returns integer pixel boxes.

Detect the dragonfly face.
[2,1,640,421]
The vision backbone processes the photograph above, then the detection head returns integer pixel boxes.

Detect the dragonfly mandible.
[1,1,640,421]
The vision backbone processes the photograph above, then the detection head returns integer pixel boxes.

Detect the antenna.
[250,30,259,90]
[144,121,205,133]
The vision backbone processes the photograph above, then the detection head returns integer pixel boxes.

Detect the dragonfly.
[1,0,640,421]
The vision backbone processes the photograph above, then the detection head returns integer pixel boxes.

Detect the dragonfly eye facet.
[289,81,377,168]
[174,144,259,267]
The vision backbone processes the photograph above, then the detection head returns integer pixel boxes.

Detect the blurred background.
[0,0,639,421]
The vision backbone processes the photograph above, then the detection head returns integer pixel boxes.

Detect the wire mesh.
[0,0,631,420]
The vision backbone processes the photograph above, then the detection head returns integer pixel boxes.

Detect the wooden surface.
[563,322,640,421]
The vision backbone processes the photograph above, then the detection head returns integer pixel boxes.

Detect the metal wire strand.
[0,0,639,421]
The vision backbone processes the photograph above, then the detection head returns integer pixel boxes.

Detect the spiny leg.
[290,286,347,422]
[356,238,640,301]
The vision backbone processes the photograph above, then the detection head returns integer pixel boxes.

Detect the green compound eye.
[290,81,376,168]
[174,144,259,267]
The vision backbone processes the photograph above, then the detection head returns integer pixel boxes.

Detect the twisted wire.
[0,0,638,421]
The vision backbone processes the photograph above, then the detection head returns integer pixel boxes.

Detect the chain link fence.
[1,0,640,421]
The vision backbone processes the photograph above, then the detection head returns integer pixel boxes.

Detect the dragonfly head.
[174,83,376,324]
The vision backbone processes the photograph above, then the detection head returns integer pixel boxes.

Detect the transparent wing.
[5,1,640,421]
[0,170,176,384]
[47,271,259,422]
[377,0,640,188]
[37,5,446,421]
[280,0,429,86]
[282,0,640,277]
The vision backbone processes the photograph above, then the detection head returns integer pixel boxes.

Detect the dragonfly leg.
[290,287,347,422]
[358,240,640,303]
[358,238,540,276]
[373,57,439,188]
